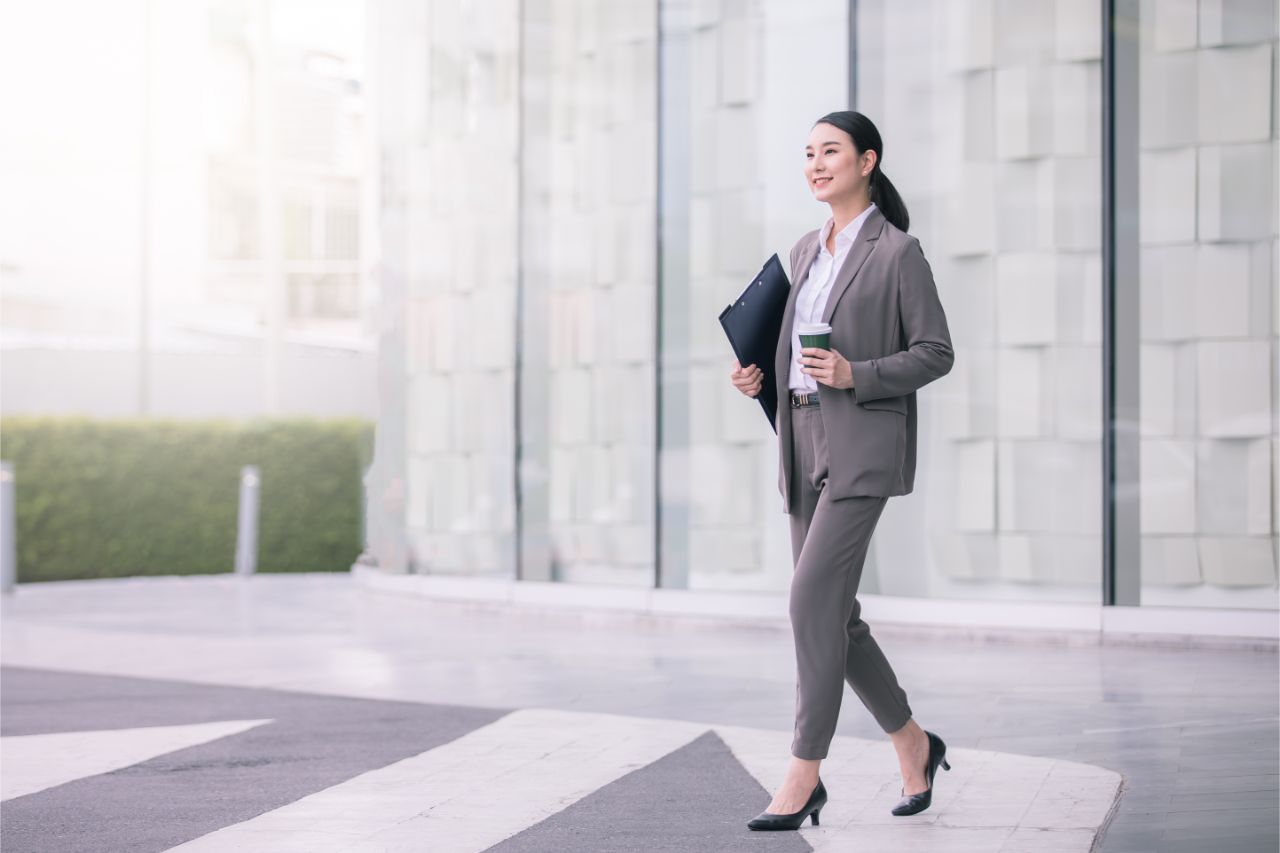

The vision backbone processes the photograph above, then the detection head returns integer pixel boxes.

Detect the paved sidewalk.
[1,573,1276,852]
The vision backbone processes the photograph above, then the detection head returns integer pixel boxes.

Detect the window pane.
[849,0,1104,602]
[370,0,520,577]
[660,0,853,591]
[519,1,659,586]
[1136,0,1278,609]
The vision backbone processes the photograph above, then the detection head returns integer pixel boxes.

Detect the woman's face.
[804,122,875,203]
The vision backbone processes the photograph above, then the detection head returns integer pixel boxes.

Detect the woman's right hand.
[730,359,764,397]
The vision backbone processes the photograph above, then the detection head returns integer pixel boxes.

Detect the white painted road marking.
[154,708,1121,853]
[162,708,709,853]
[0,705,1122,852]
[1,719,274,801]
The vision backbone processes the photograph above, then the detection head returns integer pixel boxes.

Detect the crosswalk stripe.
[162,708,710,852]
[1,719,275,801]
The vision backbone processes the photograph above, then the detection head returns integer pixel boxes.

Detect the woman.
[730,111,955,831]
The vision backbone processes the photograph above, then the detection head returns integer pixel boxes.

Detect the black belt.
[790,390,820,407]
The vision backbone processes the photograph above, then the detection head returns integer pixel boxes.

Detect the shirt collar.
[818,202,878,253]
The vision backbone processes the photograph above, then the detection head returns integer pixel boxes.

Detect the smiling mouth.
[814,177,832,186]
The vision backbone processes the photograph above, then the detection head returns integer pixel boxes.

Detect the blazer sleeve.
[848,236,954,401]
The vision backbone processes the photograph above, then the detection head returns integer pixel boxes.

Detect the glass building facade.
[363,0,1278,614]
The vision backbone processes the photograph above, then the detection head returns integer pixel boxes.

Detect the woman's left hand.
[798,347,854,390]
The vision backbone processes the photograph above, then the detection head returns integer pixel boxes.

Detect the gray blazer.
[774,206,954,511]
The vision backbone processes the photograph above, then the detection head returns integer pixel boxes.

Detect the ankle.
[786,757,821,786]
[890,722,927,753]
[785,774,818,790]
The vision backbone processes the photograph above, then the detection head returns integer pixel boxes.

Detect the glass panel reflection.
[852,0,1104,602]
[659,0,852,591]
[521,0,659,586]
[1136,0,1278,608]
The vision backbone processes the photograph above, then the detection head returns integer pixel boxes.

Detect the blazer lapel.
[820,207,885,325]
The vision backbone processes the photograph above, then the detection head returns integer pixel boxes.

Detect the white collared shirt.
[788,203,877,393]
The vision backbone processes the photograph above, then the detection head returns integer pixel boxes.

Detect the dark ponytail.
[813,110,910,233]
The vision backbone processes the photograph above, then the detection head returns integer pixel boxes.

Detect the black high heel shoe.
[747,778,827,831]
[890,730,951,816]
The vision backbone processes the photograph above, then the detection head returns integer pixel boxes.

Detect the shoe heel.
[810,809,820,826]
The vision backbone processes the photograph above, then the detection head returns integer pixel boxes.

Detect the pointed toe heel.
[891,730,950,817]
[747,778,828,831]
[890,787,931,816]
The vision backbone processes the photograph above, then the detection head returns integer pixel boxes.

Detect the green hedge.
[0,417,373,582]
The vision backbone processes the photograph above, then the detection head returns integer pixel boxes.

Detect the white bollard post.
[234,465,260,575]
[1,461,14,593]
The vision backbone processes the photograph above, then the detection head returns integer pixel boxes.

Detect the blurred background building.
[1,0,1275,627]
[0,0,375,419]
[361,0,1278,628]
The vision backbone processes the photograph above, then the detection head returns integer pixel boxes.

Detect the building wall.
[367,0,1279,610]
[853,0,1105,601]
[1135,0,1278,607]
[659,0,852,593]
[366,0,521,576]
[521,0,660,586]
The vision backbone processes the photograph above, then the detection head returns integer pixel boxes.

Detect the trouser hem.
[875,708,914,735]
[790,742,828,761]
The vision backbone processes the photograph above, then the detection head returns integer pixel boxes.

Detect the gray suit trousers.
[787,402,913,760]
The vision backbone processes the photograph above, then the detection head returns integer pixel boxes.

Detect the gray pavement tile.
[1103,812,1176,832]
[1162,806,1280,831]
[1167,790,1280,811]
[1113,794,1175,811]
[1094,827,1165,851]
[1173,774,1278,795]
[1172,758,1280,773]
[1159,833,1279,853]
[1175,754,1279,770]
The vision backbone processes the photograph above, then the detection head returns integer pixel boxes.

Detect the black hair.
[813,110,909,233]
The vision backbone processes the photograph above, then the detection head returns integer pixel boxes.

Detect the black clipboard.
[718,253,791,434]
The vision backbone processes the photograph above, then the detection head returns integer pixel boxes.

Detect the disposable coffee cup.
[798,322,832,352]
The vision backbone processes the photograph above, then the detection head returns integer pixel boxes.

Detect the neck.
[828,190,872,235]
